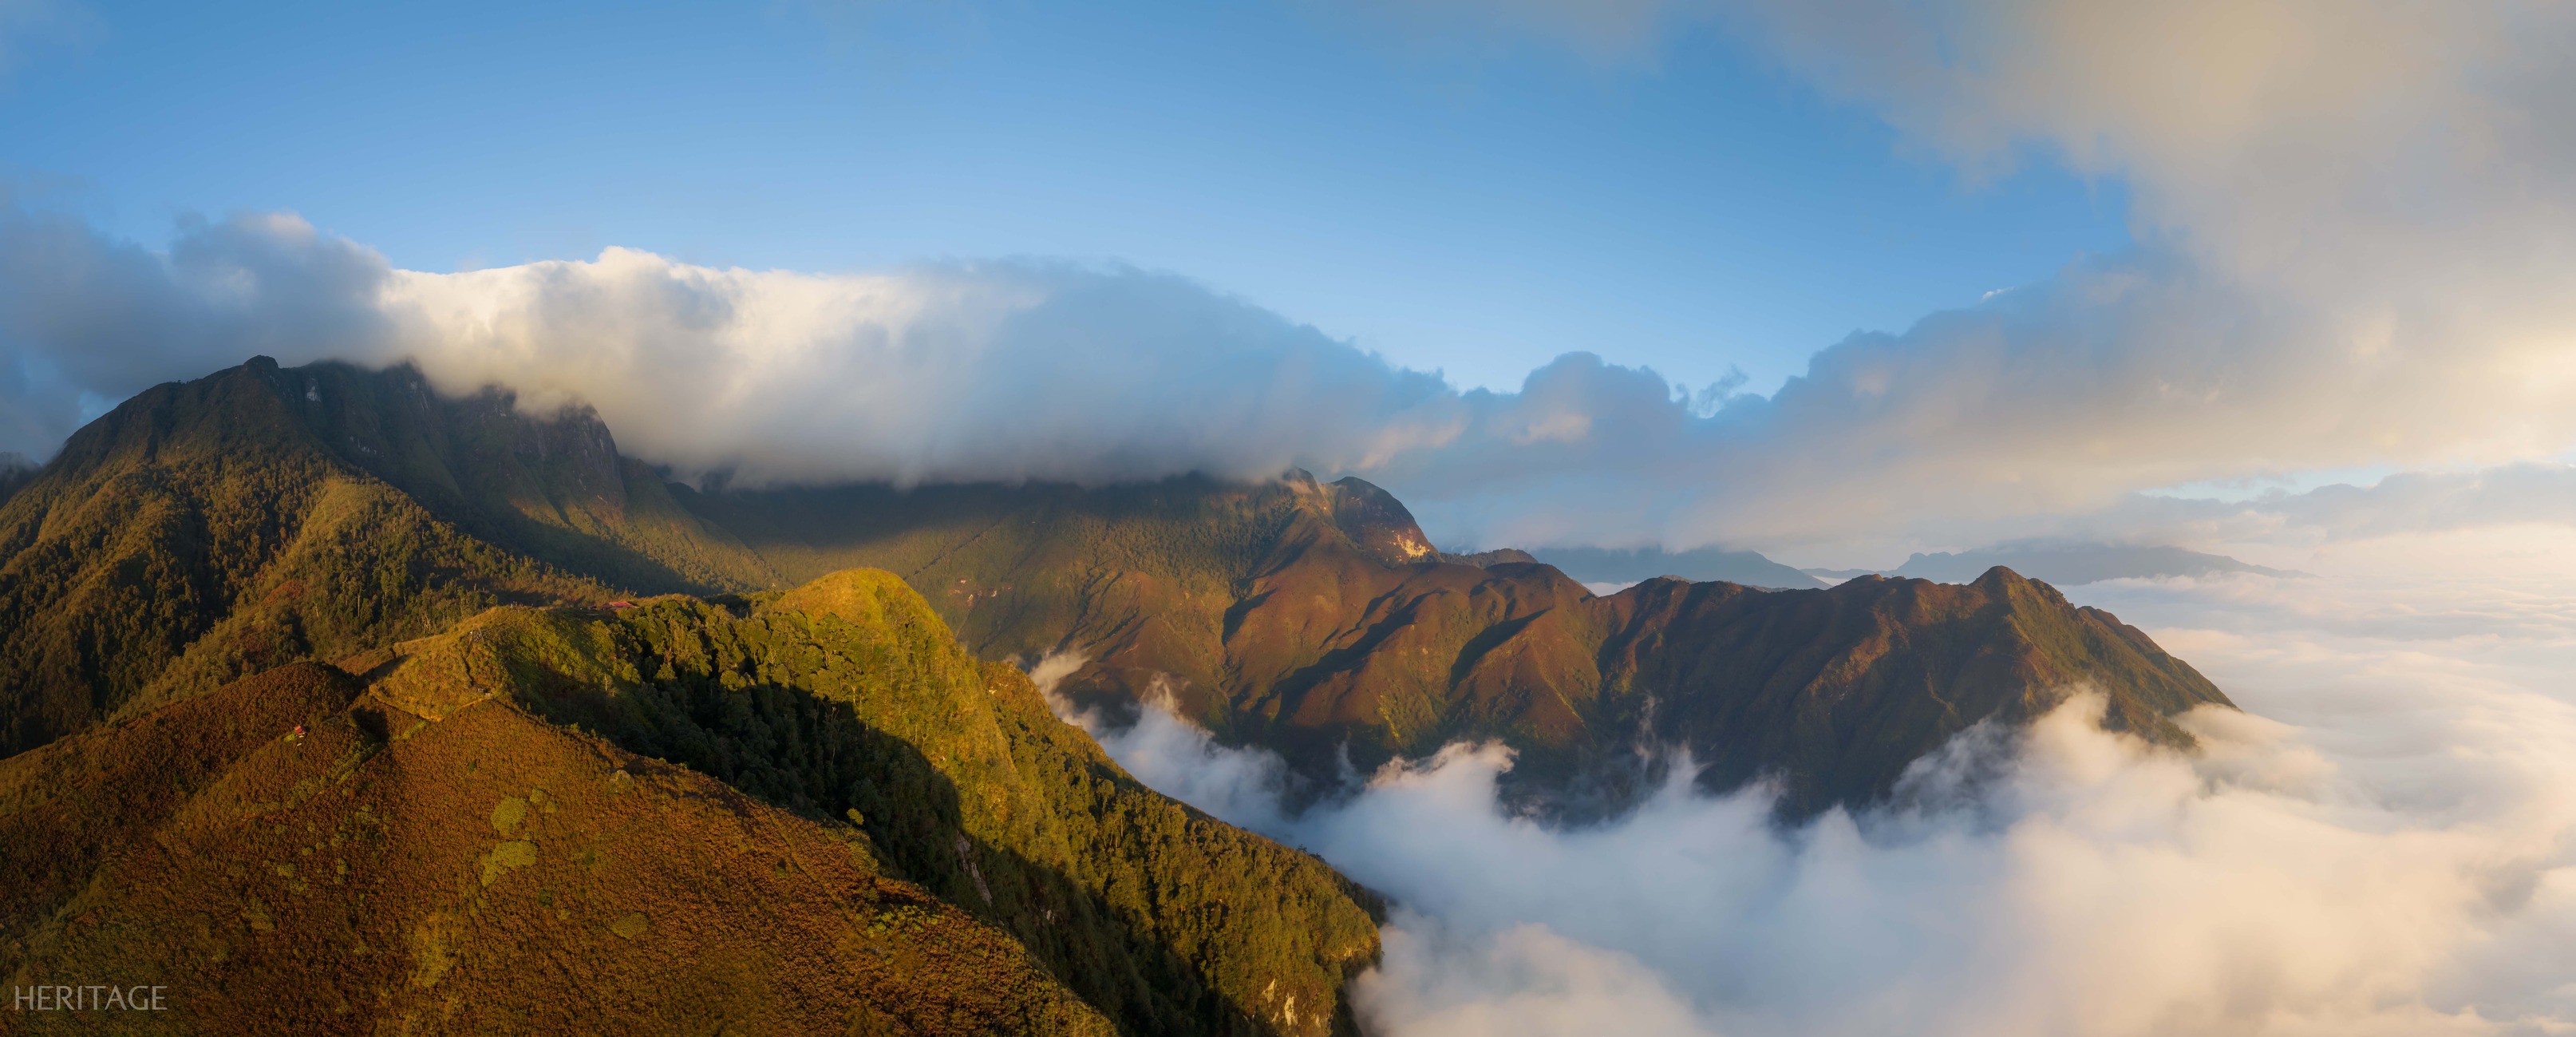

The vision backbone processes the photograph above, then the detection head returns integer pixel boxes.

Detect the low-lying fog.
[1044,525,2576,1036]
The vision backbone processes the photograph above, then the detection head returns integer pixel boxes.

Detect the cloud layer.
[0,201,1462,487]
[1069,528,2576,1035]
[6,2,2576,559]
[10,207,2576,560]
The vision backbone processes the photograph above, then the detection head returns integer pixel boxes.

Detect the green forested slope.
[0,359,610,754]
[361,569,1383,1035]
[2,570,1378,1035]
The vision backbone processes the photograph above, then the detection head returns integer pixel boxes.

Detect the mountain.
[666,456,2230,820]
[1806,541,2309,586]
[0,358,2234,822]
[1438,547,1539,568]
[0,358,618,756]
[1523,546,1825,589]
[264,358,777,593]
[2,569,1377,1035]
[1576,570,2225,816]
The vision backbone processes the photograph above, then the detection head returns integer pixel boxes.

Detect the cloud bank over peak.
[374,248,1468,486]
[11,197,2576,559]
[0,202,1465,487]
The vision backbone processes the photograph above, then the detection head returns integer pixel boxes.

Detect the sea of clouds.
[1045,527,2576,1036]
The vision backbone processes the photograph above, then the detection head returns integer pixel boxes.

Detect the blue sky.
[0,0,2132,395]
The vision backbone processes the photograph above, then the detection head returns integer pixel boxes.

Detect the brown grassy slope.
[0,358,610,755]
[0,662,361,948]
[1142,524,2231,817]
[1537,568,2229,817]
[0,663,1112,1035]
[377,569,1380,1037]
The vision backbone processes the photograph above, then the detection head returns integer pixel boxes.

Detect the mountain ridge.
[1523,545,1826,589]
[1806,540,2311,586]
[0,358,2235,822]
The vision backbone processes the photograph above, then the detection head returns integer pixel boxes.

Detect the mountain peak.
[1318,474,1437,564]
[1972,564,2030,589]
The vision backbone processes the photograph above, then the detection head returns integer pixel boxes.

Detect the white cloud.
[1730,2,2576,296]
[11,206,2576,559]
[372,250,1468,487]
[1920,464,2576,577]
[1358,919,1716,1037]
[1067,529,2576,1036]
[0,203,392,460]
[6,3,2576,559]
[0,205,1465,488]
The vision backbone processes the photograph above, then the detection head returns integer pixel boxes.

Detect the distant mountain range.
[0,356,2241,1030]
[1512,546,1827,589]
[1808,542,2310,586]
